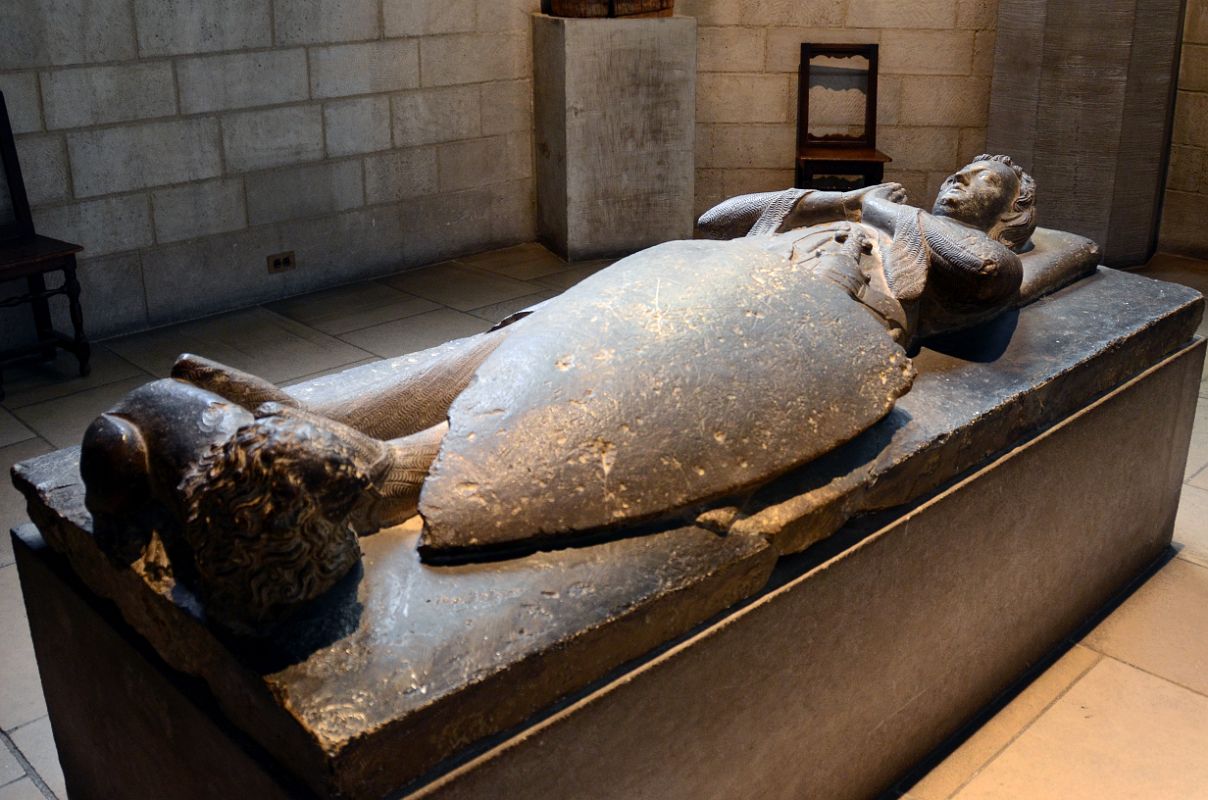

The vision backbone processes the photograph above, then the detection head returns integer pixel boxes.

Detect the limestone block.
[722,167,796,196]
[480,80,533,136]
[957,0,1000,28]
[245,161,364,225]
[973,29,997,75]
[437,134,529,192]
[876,125,961,171]
[1187,0,1208,44]
[384,0,477,36]
[141,226,288,324]
[0,0,136,68]
[1174,91,1208,146]
[276,205,409,293]
[846,0,958,28]
[133,0,270,56]
[764,26,880,73]
[705,124,795,169]
[880,30,974,75]
[694,167,727,216]
[878,75,903,125]
[221,106,324,172]
[534,14,696,259]
[751,0,846,25]
[363,147,440,204]
[55,252,148,339]
[898,75,990,126]
[488,177,537,245]
[0,73,42,133]
[1166,145,1206,194]
[34,195,153,257]
[324,97,393,157]
[1159,189,1208,257]
[1180,44,1208,93]
[397,186,504,265]
[697,26,766,73]
[273,0,380,45]
[151,179,248,244]
[309,41,420,100]
[68,118,222,197]
[391,86,481,147]
[15,135,71,206]
[674,0,744,25]
[696,74,790,124]
[420,33,528,87]
[42,63,177,129]
[177,50,309,115]
[957,125,989,165]
[476,0,541,33]
[883,168,930,204]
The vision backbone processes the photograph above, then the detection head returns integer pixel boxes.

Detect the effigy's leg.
[172,326,510,440]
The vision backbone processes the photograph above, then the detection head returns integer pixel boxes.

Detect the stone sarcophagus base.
[9,269,1205,799]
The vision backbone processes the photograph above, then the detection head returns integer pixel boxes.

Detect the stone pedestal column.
[532,13,696,261]
[987,0,1184,266]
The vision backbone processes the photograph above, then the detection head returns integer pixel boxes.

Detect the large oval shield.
[419,239,913,555]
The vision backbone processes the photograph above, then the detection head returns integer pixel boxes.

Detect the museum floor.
[0,245,1206,800]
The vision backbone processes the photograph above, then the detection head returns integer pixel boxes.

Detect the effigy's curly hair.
[178,415,369,633]
[974,153,1037,252]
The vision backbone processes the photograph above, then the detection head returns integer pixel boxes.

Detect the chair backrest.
[0,91,35,243]
[797,43,880,152]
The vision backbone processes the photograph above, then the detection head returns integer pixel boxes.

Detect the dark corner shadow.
[918,309,1020,363]
[873,544,1179,800]
[222,562,366,674]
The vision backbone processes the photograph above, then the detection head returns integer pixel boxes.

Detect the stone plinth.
[987,0,1184,266]
[532,13,696,260]
[9,268,1206,798]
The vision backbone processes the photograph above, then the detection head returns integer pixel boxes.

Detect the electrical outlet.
[267,251,296,274]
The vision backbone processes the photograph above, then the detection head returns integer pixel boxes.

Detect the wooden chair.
[0,91,89,401]
[795,43,892,190]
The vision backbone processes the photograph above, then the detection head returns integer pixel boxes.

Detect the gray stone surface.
[324,97,393,157]
[364,148,440,203]
[309,40,420,99]
[14,135,70,206]
[0,0,136,68]
[245,161,364,225]
[55,252,148,340]
[221,106,324,172]
[273,0,380,45]
[391,86,482,147]
[34,195,153,257]
[151,179,247,244]
[0,73,42,133]
[533,14,697,260]
[420,32,528,87]
[42,63,177,129]
[480,79,533,136]
[274,206,409,295]
[384,0,477,36]
[67,119,222,197]
[988,0,1183,265]
[176,50,310,115]
[437,134,528,192]
[133,0,271,56]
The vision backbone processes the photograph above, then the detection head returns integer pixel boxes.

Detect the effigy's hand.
[832,223,872,261]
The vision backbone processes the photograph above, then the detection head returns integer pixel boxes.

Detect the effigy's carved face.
[931,160,1020,233]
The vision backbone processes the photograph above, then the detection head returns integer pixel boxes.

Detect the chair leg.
[26,273,56,361]
[62,262,91,377]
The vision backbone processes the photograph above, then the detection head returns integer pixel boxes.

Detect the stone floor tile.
[1082,557,1208,696]
[1184,396,1208,478]
[10,719,63,800]
[459,243,570,281]
[0,779,43,800]
[10,377,149,450]
[0,412,34,450]
[0,740,24,787]
[0,567,47,731]
[382,262,536,312]
[106,308,371,383]
[338,308,491,358]
[953,658,1208,800]
[265,282,439,336]
[0,348,147,411]
[531,260,613,291]
[1174,482,1208,567]
[908,645,1101,800]
[466,289,559,324]
[1,439,55,569]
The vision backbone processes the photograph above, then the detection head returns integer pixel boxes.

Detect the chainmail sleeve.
[696,189,807,239]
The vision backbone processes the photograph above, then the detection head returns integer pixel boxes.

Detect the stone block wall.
[680,0,998,216]
[0,0,540,341]
[1160,0,1208,258]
